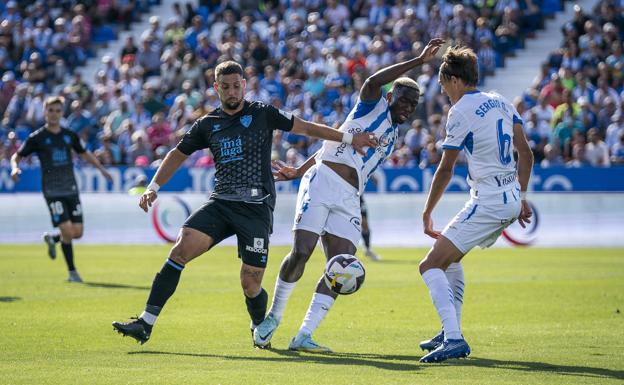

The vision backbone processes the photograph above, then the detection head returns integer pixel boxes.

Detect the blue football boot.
[419,330,444,351]
[419,338,471,363]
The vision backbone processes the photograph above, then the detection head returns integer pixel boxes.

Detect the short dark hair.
[215,60,243,79]
[440,46,479,87]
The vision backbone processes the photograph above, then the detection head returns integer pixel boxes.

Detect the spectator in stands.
[146,112,172,151]
[567,142,590,168]
[404,119,429,163]
[611,132,624,165]
[606,114,624,151]
[540,143,565,168]
[585,127,611,167]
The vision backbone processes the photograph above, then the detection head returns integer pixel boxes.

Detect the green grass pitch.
[1,245,623,384]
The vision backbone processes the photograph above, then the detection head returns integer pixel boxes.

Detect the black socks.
[145,259,184,312]
[245,288,268,327]
[61,242,75,271]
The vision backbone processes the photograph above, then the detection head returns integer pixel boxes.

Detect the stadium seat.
[92,25,117,44]
[541,0,561,17]
[197,6,210,21]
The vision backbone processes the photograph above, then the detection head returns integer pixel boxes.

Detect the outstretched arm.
[422,149,460,239]
[360,38,444,102]
[290,116,377,154]
[139,149,189,212]
[80,151,113,181]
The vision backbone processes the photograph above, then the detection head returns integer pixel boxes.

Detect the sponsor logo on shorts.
[350,217,361,231]
[246,237,268,254]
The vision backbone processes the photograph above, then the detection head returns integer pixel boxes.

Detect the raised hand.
[418,38,445,63]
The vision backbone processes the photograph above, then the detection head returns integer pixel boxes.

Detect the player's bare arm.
[139,148,189,212]
[9,153,22,182]
[79,151,113,181]
[513,122,535,228]
[422,149,461,239]
[360,38,445,101]
[290,116,377,154]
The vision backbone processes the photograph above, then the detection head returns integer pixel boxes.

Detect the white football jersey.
[318,96,397,193]
[442,90,523,196]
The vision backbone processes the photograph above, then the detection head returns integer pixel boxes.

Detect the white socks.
[267,277,297,320]
[422,268,462,340]
[298,293,335,337]
[139,311,157,325]
[445,262,465,328]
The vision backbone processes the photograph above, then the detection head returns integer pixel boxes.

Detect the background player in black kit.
[112,61,376,346]
[10,96,113,283]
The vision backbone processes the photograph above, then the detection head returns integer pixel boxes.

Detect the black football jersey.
[17,127,86,198]
[177,100,294,209]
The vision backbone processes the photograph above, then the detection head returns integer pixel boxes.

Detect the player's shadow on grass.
[130,351,624,379]
[130,349,422,371]
[374,259,420,265]
[83,282,150,290]
[448,356,624,380]
[0,296,21,302]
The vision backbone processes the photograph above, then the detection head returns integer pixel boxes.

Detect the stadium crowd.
[2,0,621,171]
[518,0,624,167]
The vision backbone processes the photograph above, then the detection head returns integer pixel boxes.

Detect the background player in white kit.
[254,39,445,352]
[418,46,534,363]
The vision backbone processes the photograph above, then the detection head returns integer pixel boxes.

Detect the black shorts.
[184,198,273,268]
[45,195,83,227]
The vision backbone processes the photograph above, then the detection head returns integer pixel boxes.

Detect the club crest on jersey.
[240,115,252,128]
[63,135,71,144]
[378,132,393,147]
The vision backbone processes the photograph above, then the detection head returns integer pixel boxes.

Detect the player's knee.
[73,229,83,239]
[289,244,314,265]
[169,244,192,266]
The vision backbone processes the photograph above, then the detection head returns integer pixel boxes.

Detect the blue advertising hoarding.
[1,166,623,193]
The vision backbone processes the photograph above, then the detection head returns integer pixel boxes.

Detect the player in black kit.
[112,61,377,346]
[10,96,112,282]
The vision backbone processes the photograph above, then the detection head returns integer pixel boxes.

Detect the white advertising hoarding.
[1,193,623,247]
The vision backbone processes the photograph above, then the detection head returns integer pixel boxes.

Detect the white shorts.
[293,163,361,246]
[441,190,522,254]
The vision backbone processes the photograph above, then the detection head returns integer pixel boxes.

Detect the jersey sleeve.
[16,135,37,157]
[176,119,208,155]
[70,131,86,154]
[510,102,524,126]
[442,108,470,150]
[265,104,294,132]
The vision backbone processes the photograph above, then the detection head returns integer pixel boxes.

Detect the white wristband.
[519,191,527,200]
[342,132,353,145]
[147,181,160,192]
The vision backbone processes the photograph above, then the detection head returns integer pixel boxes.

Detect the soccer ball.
[323,254,366,295]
